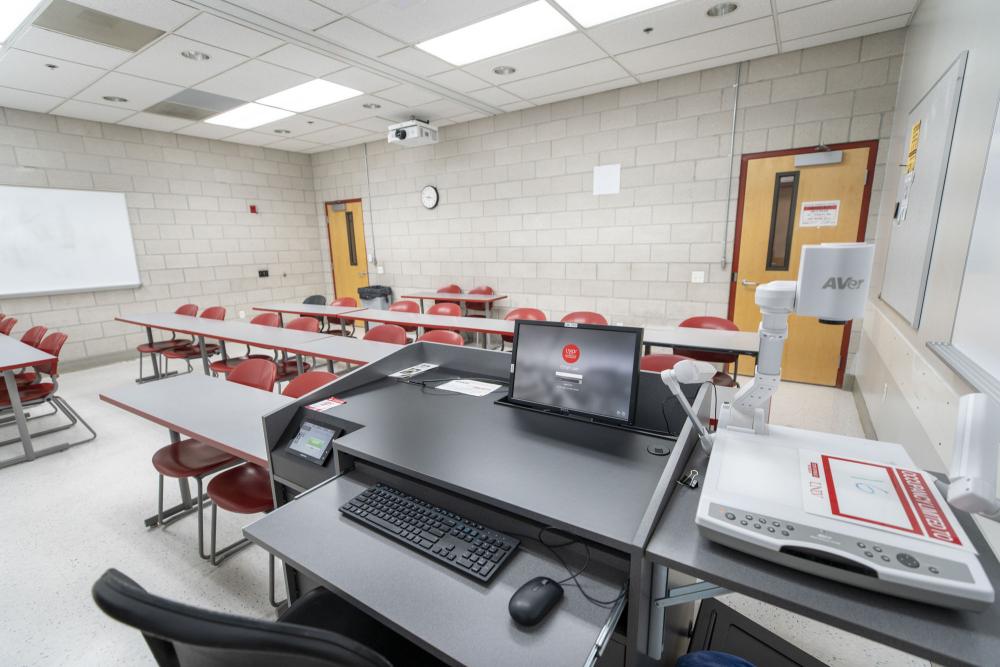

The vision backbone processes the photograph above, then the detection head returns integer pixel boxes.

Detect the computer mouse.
[508,576,563,627]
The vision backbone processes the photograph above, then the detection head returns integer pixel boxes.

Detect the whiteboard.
[880,52,967,327]
[0,186,141,298]
[951,95,1000,385]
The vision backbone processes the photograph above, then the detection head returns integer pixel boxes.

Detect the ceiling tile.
[116,35,247,87]
[615,16,776,74]
[500,58,630,99]
[315,18,404,57]
[258,44,349,77]
[323,66,398,93]
[51,99,132,123]
[119,111,193,132]
[174,122,241,139]
[775,0,826,9]
[175,14,284,57]
[347,115,391,132]
[379,47,451,77]
[0,86,61,113]
[401,98,475,122]
[232,0,340,31]
[585,0,773,55]
[466,86,521,106]
[14,27,132,70]
[462,33,607,83]
[451,110,489,123]
[313,1,377,14]
[778,0,917,41]
[427,69,489,93]
[500,100,534,112]
[268,137,323,152]
[75,71,182,111]
[194,60,312,102]
[299,124,370,144]
[255,113,335,137]
[224,130,278,146]
[376,83,441,107]
[70,0,198,32]
[529,76,636,106]
[635,44,777,82]
[349,0,527,43]
[780,15,910,52]
[0,49,104,98]
[307,93,407,123]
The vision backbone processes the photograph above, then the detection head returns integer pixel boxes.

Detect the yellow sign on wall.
[906,120,921,173]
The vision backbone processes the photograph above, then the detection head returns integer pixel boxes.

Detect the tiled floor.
[0,362,930,666]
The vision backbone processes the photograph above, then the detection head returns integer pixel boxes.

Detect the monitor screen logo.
[562,343,580,363]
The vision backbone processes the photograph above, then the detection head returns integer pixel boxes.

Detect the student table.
[0,334,57,469]
[399,291,508,317]
[251,303,364,334]
[642,326,760,378]
[332,308,515,348]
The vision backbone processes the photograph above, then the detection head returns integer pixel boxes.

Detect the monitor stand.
[493,396,674,441]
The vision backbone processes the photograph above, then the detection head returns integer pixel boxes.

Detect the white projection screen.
[0,185,141,298]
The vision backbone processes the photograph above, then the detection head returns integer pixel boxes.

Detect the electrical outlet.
[377,265,385,274]
[368,253,374,262]
[258,269,269,277]
[691,271,706,284]
[238,310,246,319]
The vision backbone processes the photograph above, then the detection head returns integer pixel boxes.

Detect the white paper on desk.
[305,397,345,412]
[389,363,438,379]
[435,379,503,397]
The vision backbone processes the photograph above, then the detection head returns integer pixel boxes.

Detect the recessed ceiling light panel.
[257,79,362,113]
[0,0,44,44]
[416,1,575,66]
[492,65,516,76]
[554,0,680,28]
[205,103,294,130]
[181,50,210,61]
[707,2,738,17]
[103,96,128,103]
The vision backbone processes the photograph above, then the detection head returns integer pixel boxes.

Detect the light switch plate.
[691,271,706,283]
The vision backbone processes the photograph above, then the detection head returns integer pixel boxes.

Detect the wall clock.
[421,185,439,209]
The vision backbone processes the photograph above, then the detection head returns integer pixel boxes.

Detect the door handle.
[740,279,758,287]
[359,272,368,277]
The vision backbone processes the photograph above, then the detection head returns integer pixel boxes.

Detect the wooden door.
[326,200,369,304]
[730,143,876,386]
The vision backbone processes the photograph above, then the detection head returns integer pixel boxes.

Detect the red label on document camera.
[562,344,580,363]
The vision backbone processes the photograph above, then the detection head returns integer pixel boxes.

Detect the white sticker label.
[800,200,840,227]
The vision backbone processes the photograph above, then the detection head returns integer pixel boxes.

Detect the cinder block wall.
[313,31,904,371]
[0,111,327,366]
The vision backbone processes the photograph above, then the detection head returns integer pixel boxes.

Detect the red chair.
[674,316,741,386]
[161,307,227,371]
[389,300,420,335]
[274,317,322,383]
[500,308,546,351]
[134,304,199,382]
[0,332,96,450]
[561,311,608,325]
[149,359,275,562]
[282,371,338,399]
[13,326,48,387]
[639,354,692,373]
[331,297,357,308]
[364,324,408,345]
[425,302,461,334]
[327,296,359,336]
[0,317,18,335]
[434,284,462,306]
[418,330,464,346]
[209,313,280,376]
[465,286,495,317]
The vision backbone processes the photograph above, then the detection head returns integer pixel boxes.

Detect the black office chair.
[92,569,446,667]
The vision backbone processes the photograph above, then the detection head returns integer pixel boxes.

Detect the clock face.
[421,185,439,209]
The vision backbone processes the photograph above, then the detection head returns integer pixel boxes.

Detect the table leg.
[146,327,162,380]
[339,318,347,337]
[296,355,304,375]
[419,299,425,313]
[276,313,284,327]
[2,370,34,462]
[198,336,210,375]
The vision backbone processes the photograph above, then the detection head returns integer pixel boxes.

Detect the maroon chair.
[674,316,741,386]
[639,354,692,373]
[161,307,227,370]
[434,284,462,306]
[424,302,461,334]
[134,304,199,382]
[364,324,408,345]
[0,332,96,450]
[275,317,321,383]
[388,300,420,335]
[500,308,546,351]
[561,311,608,326]
[0,317,18,335]
[282,370,338,399]
[465,285,495,317]
[13,326,48,387]
[327,296,358,335]
[209,313,280,377]
[418,330,464,346]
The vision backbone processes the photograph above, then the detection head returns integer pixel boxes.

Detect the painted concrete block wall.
[0,108,328,366]
[313,31,905,371]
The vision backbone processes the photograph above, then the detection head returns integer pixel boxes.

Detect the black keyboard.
[339,483,520,583]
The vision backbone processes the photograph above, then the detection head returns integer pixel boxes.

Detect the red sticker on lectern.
[562,344,580,363]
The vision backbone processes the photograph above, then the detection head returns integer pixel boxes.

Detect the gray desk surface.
[326,367,671,552]
[642,326,759,356]
[645,446,1000,667]
[401,292,508,304]
[116,313,331,351]
[294,335,401,366]
[337,308,515,335]
[99,374,292,467]
[253,303,364,318]
[245,471,624,667]
[0,334,54,372]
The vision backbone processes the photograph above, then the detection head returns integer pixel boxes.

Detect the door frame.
[727,140,879,387]
[325,198,363,298]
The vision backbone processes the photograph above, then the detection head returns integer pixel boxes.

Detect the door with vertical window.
[730,143,876,386]
[326,200,369,305]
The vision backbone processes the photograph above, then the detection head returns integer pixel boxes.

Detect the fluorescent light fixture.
[0,0,44,44]
[416,1,575,66]
[257,79,362,113]
[554,0,680,28]
[205,102,294,129]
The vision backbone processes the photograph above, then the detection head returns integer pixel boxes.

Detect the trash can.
[358,285,393,310]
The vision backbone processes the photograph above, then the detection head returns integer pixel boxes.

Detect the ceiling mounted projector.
[388,119,438,147]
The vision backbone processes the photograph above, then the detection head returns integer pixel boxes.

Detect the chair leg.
[196,477,209,560]
[269,554,287,608]
[0,396,94,447]
[210,504,252,565]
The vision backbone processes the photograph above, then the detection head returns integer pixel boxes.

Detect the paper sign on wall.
[800,200,840,227]
[593,164,621,195]
[907,120,921,173]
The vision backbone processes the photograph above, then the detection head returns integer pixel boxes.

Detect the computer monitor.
[508,320,643,425]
